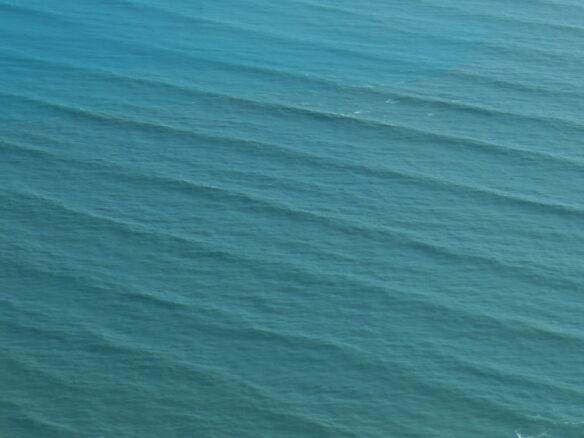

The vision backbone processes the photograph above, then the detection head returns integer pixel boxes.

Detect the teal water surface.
[1,0,584,437]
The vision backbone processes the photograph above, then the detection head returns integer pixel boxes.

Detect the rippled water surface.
[1,1,584,437]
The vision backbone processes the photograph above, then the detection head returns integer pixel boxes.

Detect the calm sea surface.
[1,1,584,437]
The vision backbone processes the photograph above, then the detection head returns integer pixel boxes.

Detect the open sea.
[1,0,584,437]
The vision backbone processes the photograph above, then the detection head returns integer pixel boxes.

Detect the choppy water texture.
[1,0,584,437]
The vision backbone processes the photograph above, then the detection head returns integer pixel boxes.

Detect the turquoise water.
[1,0,584,436]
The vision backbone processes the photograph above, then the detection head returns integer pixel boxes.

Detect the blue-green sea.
[1,1,584,437]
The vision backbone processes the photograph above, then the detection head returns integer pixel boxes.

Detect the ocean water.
[1,0,583,436]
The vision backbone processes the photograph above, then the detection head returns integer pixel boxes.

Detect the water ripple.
[3,89,584,216]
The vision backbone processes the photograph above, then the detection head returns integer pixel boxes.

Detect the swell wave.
[1,1,583,436]
[3,89,584,215]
